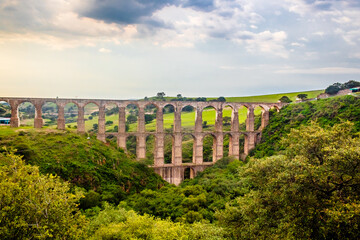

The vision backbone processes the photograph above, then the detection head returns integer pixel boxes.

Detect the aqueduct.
[0,97,285,185]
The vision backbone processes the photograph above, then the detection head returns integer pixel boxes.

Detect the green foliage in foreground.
[0,151,87,239]
[218,122,360,239]
[126,157,245,223]
[251,95,360,158]
[88,203,227,240]
[0,128,165,209]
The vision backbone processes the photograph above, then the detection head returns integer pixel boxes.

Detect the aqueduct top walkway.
[0,97,286,185]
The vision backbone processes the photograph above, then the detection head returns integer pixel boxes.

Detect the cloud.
[276,67,360,74]
[98,48,111,53]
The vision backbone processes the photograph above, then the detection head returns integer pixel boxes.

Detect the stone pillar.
[117,106,126,149]
[172,166,183,186]
[244,132,257,155]
[231,110,239,132]
[77,106,85,134]
[194,108,202,132]
[230,133,240,159]
[246,107,255,131]
[173,133,182,165]
[214,134,223,161]
[156,109,163,133]
[34,103,43,128]
[57,104,65,130]
[215,108,223,132]
[9,101,19,127]
[137,107,146,159]
[173,107,181,133]
[194,134,203,164]
[154,134,164,166]
[260,110,270,130]
[97,105,106,142]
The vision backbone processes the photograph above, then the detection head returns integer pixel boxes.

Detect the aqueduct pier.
[0,97,285,185]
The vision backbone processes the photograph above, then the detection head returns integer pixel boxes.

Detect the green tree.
[218,122,360,239]
[297,93,308,100]
[279,95,292,103]
[217,96,226,102]
[126,114,137,124]
[325,85,341,95]
[0,151,87,239]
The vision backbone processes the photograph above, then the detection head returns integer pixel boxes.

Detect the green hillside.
[0,127,165,208]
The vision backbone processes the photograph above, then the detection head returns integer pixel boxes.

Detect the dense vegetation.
[2,94,360,239]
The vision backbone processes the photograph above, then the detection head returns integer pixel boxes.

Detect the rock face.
[0,97,285,185]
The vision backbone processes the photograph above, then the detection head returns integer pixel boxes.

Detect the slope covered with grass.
[0,127,165,208]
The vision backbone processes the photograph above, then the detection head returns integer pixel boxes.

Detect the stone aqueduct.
[0,97,285,185]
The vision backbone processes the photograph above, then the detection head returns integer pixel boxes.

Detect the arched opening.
[202,106,216,132]
[239,134,245,159]
[222,105,233,131]
[184,167,195,180]
[238,105,248,131]
[223,133,232,157]
[18,102,35,127]
[42,102,58,127]
[181,105,195,131]
[203,134,216,162]
[182,134,194,163]
[126,104,139,132]
[126,135,137,157]
[0,101,11,118]
[254,106,263,130]
[145,134,155,164]
[145,104,157,132]
[164,134,173,164]
[84,103,99,132]
[105,103,118,133]
[163,104,175,133]
[64,103,78,130]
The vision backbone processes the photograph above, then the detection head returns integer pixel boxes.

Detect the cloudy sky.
[1,0,360,99]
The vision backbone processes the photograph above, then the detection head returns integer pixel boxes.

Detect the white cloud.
[276,67,360,74]
[98,48,111,53]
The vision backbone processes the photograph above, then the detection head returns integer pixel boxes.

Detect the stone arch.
[238,104,249,131]
[163,104,175,132]
[64,102,78,129]
[223,133,232,157]
[104,102,118,133]
[184,167,195,180]
[222,104,233,131]
[203,133,216,162]
[202,105,216,132]
[145,134,156,163]
[164,133,173,164]
[182,133,195,163]
[17,101,36,127]
[41,101,58,127]
[0,100,11,117]
[126,103,139,132]
[83,102,99,132]
[126,135,137,157]
[144,103,158,132]
[181,105,195,132]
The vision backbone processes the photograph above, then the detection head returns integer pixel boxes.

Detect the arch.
[64,102,78,129]
[182,133,195,163]
[41,101,58,127]
[238,105,248,131]
[84,102,99,132]
[83,100,100,107]
[163,104,175,132]
[0,100,11,118]
[222,105,233,131]
[223,133,232,157]
[184,167,195,180]
[203,133,216,162]
[104,103,118,133]
[145,134,156,164]
[202,105,216,132]
[126,135,137,157]
[126,104,139,132]
[181,105,195,132]
[164,134,173,164]
[144,103,158,132]
[17,101,35,127]
[254,105,265,130]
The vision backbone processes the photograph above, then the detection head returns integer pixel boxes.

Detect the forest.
[1,94,360,239]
